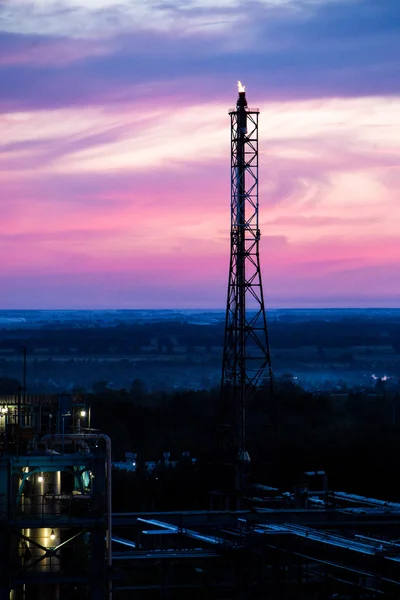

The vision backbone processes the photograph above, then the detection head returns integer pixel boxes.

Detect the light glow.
[238,80,245,93]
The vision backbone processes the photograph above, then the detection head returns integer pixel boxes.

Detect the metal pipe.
[333,491,400,510]
[62,416,65,454]
[138,518,222,545]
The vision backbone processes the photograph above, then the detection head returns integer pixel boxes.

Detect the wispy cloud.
[1,0,399,113]
[0,0,399,306]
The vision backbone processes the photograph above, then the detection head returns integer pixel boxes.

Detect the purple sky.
[1,0,399,308]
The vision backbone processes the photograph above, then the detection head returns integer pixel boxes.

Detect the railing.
[13,493,94,522]
[228,107,260,113]
[0,394,58,406]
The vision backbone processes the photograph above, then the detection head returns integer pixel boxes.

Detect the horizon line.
[1,307,400,312]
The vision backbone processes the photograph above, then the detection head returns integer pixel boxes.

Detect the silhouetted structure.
[0,393,111,599]
[220,82,272,486]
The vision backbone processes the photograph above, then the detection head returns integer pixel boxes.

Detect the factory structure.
[0,392,111,599]
[1,84,400,598]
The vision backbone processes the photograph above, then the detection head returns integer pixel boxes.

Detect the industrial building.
[0,392,111,599]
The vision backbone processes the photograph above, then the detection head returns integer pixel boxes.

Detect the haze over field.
[1,308,399,394]
[1,0,399,308]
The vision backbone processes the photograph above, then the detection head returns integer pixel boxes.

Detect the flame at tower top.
[236,81,248,111]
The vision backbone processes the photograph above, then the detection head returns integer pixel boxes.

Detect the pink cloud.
[0,92,399,308]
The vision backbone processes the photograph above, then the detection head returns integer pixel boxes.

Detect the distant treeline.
[1,317,400,355]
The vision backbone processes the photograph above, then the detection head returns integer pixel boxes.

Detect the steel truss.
[220,88,272,472]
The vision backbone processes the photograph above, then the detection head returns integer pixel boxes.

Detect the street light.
[50,529,55,541]
[80,410,86,418]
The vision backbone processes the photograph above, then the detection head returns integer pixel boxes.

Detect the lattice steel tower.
[220,82,273,476]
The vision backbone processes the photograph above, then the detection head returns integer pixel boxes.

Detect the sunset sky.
[1,0,399,308]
